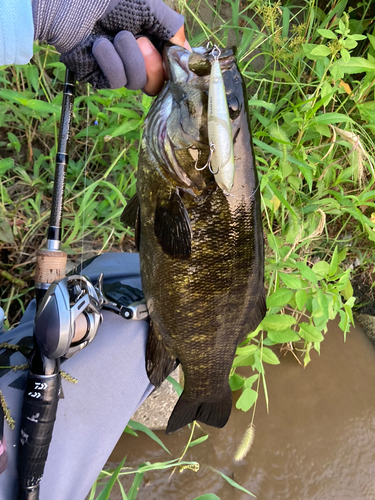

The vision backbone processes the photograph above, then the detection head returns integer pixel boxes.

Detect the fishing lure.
[207,45,235,194]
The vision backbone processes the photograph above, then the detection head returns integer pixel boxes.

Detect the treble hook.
[195,142,219,175]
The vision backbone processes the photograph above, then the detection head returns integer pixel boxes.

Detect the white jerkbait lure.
[207,46,235,194]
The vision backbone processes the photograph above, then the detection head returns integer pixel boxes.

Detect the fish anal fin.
[166,384,232,434]
[154,191,192,259]
[238,290,267,345]
[146,320,176,389]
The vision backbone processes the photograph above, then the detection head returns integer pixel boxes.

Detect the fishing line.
[80,83,90,274]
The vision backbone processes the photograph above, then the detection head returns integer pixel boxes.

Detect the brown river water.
[107,320,375,500]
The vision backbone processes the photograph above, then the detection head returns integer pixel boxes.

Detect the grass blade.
[128,419,171,455]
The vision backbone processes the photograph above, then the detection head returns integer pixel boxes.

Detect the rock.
[356,314,375,345]
[131,366,181,430]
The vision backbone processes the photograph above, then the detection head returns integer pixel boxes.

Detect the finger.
[114,31,147,90]
[137,37,164,96]
[169,25,192,52]
[92,37,127,89]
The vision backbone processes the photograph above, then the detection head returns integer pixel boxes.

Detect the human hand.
[33,0,191,94]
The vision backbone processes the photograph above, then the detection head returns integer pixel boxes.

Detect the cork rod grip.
[34,250,67,286]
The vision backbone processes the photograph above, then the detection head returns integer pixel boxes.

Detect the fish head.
[146,44,251,194]
[163,44,240,144]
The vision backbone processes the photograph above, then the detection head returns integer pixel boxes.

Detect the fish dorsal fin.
[121,194,139,229]
[154,191,192,259]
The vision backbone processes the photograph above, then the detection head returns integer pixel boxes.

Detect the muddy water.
[108,320,375,499]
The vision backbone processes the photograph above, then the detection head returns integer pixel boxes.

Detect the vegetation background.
[0,0,374,498]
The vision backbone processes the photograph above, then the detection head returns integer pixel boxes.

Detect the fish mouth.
[163,44,192,86]
[163,44,236,85]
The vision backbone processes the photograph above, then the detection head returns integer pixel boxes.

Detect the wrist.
[32,0,111,52]
[0,0,34,65]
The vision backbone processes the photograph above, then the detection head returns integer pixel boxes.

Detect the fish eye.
[227,95,240,119]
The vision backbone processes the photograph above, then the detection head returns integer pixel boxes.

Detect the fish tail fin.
[166,385,232,434]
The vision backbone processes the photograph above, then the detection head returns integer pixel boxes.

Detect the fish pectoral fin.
[154,191,192,259]
[121,194,141,251]
[121,194,139,230]
[166,385,232,434]
[146,320,177,389]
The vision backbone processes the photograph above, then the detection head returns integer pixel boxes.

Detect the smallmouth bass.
[122,45,266,433]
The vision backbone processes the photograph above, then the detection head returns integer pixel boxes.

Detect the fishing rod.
[17,69,104,500]
[16,67,149,499]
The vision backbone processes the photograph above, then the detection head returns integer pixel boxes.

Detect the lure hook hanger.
[211,45,221,60]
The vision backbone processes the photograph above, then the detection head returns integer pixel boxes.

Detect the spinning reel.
[34,273,149,360]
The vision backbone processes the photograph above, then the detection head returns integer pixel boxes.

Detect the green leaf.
[329,246,339,276]
[368,34,375,51]
[299,323,324,342]
[248,99,276,112]
[342,38,357,50]
[310,45,331,57]
[244,374,259,388]
[295,289,307,310]
[105,107,142,119]
[317,289,330,320]
[193,495,220,500]
[266,288,295,308]
[309,112,354,126]
[312,261,330,279]
[128,420,171,455]
[236,387,258,412]
[317,28,337,39]
[127,471,144,500]
[279,273,305,289]
[229,373,245,391]
[267,181,297,217]
[268,329,300,343]
[342,279,353,301]
[314,123,331,137]
[110,119,141,138]
[24,64,40,92]
[232,354,255,368]
[349,34,367,41]
[330,57,375,77]
[189,435,209,448]
[261,314,296,331]
[0,89,31,105]
[259,347,280,365]
[124,426,138,437]
[96,458,126,500]
[26,99,60,114]
[0,157,14,175]
[211,468,256,497]
[167,375,183,397]
[295,262,318,285]
[341,48,350,63]
[0,219,14,243]
[236,345,258,356]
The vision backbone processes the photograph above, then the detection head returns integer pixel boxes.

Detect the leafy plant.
[1,0,375,497]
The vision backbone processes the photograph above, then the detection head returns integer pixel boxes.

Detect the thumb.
[169,25,192,51]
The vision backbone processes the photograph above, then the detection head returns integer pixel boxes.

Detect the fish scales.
[122,45,266,433]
